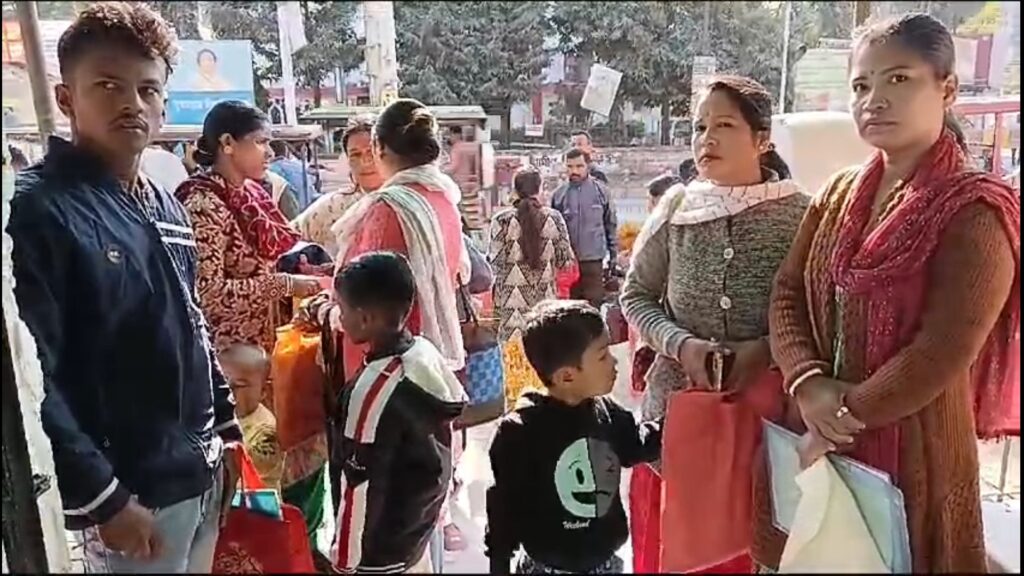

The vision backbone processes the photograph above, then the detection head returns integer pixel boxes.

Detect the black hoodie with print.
[485,392,662,573]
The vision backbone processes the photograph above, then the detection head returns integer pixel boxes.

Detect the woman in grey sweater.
[620,75,809,573]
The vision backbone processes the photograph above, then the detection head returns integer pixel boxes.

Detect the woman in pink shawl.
[329,99,470,381]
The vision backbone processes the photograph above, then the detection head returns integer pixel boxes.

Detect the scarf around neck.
[330,163,469,371]
[824,130,1020,475]
[177,172,299,260]
[631,171,804,267]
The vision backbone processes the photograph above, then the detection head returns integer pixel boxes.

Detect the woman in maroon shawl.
[757,14,1020,572]
[176,101,321,357]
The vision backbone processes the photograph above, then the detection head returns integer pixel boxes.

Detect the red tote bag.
[660,371,783,573]
[213,452,316,574]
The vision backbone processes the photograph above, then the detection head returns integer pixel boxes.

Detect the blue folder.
[231,488,284,521]
[763,420,912,573]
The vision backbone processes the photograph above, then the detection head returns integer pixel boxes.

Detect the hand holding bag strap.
[320,314,343,420]
[456,273,479,328]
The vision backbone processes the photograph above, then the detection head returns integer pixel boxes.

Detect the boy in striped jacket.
[329,251,467,574]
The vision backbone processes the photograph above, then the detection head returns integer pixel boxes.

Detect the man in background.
[551,147,618,308]
[570,129,609,184]
[269,140,317,210]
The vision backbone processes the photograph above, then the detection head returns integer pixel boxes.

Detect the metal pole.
[2,321,50,574]
[15,2,57,146]
[779,1,793,114]
[996,438,1014,502]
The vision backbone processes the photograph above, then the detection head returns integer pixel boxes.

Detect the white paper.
[581,63,623,118]
[780,459,889,574]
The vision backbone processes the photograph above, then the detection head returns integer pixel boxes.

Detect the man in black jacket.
[8,3,242,572]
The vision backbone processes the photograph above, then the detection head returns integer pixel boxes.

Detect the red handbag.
[556,262,580,299]
[213,452,316,574]
[660,371,783,573]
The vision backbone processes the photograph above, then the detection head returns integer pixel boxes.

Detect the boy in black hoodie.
[330,251,467,573]
[486,300,663,574]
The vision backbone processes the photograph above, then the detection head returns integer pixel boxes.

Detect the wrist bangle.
[788,368,824,397]
[284,275,294,296]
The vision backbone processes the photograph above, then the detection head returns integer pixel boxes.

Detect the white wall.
[3,138,72,573]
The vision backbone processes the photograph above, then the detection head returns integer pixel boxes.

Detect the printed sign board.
[166,40,255,125]
[581,63,623,118]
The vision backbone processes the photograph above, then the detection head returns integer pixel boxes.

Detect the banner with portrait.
[166,40,256,125]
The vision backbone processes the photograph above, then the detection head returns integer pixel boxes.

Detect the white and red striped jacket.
[330,337,467,574]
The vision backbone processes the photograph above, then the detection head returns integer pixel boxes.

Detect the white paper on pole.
[581,63,623,118]
[277,1,307,54]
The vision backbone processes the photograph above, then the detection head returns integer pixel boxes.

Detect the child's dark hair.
[647,174,681,199]
[522,300,607,386]
[702,75,791,179]
[194,100,268,167]
[852,13,968,151]
[58,2,178,80]
[335,251,416,320]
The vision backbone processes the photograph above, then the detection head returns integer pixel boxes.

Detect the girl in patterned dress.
[488,168,575,408]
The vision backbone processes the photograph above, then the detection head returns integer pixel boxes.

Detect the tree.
[153,2,361,109]
[957,1,1003,35]
[549,1,681,140]
[293,1,362,107]
[551,1,793,145]
[395,1,549,146]
[149,1,279,105]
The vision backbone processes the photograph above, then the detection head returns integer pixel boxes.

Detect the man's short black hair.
[647,174,681,198]
[571,129,592,143]
[335,251,416,318]
[564,147,588,162]
[522,300,607,386]
[678,158,698,185]
[57,2,178,80]
[270,140,290,158]
[342,114,376,153]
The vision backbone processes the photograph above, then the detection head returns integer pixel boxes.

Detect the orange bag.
[271,324,326,451]
[660,371,783,573]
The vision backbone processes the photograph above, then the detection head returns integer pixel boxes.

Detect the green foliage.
[395,1,549,108]
[149,0,361,103]
[293,1,362,100]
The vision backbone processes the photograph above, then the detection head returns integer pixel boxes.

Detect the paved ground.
[441,343,1022,574]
